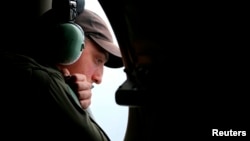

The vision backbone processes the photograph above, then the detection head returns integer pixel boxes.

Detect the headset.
[39,0,85,65]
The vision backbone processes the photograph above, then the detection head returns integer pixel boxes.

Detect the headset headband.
[52,0,85,22]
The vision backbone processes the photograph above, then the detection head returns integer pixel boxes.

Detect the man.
[0,9,123,140]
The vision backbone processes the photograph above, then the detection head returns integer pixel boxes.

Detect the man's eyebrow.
[97,45,109,62]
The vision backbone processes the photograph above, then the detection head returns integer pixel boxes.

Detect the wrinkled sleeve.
[31,69,110,141]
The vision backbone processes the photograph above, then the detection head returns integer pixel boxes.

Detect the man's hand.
[62,68,92,109]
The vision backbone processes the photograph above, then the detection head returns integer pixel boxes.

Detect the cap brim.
[89,36,123,68]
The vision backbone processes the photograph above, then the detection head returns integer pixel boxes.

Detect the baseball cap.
[75,9,123,68]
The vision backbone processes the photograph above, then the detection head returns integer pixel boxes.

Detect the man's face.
[61,38,109,84]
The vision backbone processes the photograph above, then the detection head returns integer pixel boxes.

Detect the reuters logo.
[212,129,247,136]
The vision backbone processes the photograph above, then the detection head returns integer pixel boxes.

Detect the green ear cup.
[57,23,84,65]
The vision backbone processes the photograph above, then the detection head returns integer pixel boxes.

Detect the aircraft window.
[85,0,128,141]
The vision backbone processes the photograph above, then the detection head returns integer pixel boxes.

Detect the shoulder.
[1,51,66,93]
